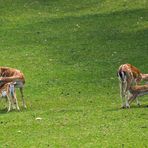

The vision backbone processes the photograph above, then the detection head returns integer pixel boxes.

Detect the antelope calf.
[128,84,148,106]
[0,82,20,112]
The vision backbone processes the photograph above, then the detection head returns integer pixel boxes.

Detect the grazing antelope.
[117,64,142,108]
[128,84,148,105]
[0,67,26,108]
[0,82,20,112]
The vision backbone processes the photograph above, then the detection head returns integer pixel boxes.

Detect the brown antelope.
[0,67,26,108]
[0,82,20,112]
[128,84,148,105]
[117,64,148,108]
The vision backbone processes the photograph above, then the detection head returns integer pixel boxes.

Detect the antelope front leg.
[125,91,130,108]
[14,92,20,111]
[20,88,27,109]
[119,81,126,108]
[124,81,130,108]
[128,94,137,106]
[7,96,11,112]
[136,97,141,106]
[129,96,140,107]
[135,82,141,106]
[12,93,20,111]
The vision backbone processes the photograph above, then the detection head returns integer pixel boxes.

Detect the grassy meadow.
[0,0,148,147]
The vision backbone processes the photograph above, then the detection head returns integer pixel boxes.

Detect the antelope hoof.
[7,109,10,113]
[126,105,130,109]
[24,105,27,109]
[121,105,126,109]
[17,108,20,111]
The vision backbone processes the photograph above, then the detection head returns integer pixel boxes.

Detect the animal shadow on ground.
[105,104,148,112]
[0,106,27,114]
[0,108,8,114]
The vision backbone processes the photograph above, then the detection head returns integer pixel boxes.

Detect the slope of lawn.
[0,0,148,147]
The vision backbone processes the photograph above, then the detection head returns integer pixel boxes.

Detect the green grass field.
[0,0,148,147]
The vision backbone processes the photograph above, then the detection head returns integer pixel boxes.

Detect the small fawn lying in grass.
[0,82,20,112]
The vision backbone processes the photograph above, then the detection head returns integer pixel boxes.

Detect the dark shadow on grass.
[130,104,148,109]
[0,108,8,114]
[0,107,28,115]
[5,8,147,48]
[105,104,148,112]
[52,108,83,113]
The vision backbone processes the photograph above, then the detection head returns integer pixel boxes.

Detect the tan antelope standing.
[0,67,26,108]
[117,64,148,108]
[0,82,20,112]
